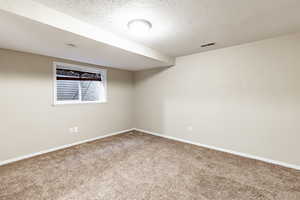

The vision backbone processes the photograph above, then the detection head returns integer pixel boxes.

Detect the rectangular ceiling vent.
[201,42,216,48]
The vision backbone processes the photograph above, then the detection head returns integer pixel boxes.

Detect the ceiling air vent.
[201,42,216,48]
[66,43,77,48]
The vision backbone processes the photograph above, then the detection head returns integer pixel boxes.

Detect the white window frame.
[53,62,107,105]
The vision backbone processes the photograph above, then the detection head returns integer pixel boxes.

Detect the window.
[53,62,106,105]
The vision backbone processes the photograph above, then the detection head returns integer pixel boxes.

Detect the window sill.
[52,100,107,106]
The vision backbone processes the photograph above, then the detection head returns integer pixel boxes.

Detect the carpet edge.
[134,128,300,171]
[0,128,134,167]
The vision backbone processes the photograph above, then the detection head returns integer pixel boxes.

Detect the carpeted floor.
[0,131,299,200]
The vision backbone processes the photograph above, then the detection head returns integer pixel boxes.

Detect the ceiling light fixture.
[127,19,152,36]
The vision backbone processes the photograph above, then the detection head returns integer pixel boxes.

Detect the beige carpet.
[0,131,299,200]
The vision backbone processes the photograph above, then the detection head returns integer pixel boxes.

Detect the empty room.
[0,0,300,199]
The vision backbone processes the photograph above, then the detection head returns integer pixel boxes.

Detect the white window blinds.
[53,62,106,104]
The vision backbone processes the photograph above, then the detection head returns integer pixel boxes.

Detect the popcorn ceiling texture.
[34,0,300,57]
[0,131,299,200]
[34,0,178,25]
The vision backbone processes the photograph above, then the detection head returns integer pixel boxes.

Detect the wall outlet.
[187,126,193,131]
[69,127,74,133]
[69,127,79,133]
[73,127,79,133]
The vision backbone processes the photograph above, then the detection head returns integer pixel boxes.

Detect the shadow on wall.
[133,32,300,167]
[134,67,171,134]
[0,48,134,162]
[0,49,51,79]
[0,48,134,98]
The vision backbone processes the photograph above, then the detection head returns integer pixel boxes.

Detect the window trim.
[53,62,107,105]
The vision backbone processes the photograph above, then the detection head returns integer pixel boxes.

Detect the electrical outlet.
[187,126,193,131]
[69,127,74,133]
[74,127,79,133]
[69,127,79,133]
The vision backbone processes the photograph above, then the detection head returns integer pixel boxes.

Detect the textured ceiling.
[0,9,169,70]
[34,0,300,57]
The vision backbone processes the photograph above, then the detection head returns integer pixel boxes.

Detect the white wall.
[134,33,300,166]
[0,49,134,162]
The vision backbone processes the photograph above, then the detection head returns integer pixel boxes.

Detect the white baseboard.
[134,128,300,171]
[0,128,134,167]
[2,128,299,171]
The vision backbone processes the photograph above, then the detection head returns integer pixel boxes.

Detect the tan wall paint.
[2,32,300,167]
[0,49,133,162]
[134,33,300,166]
